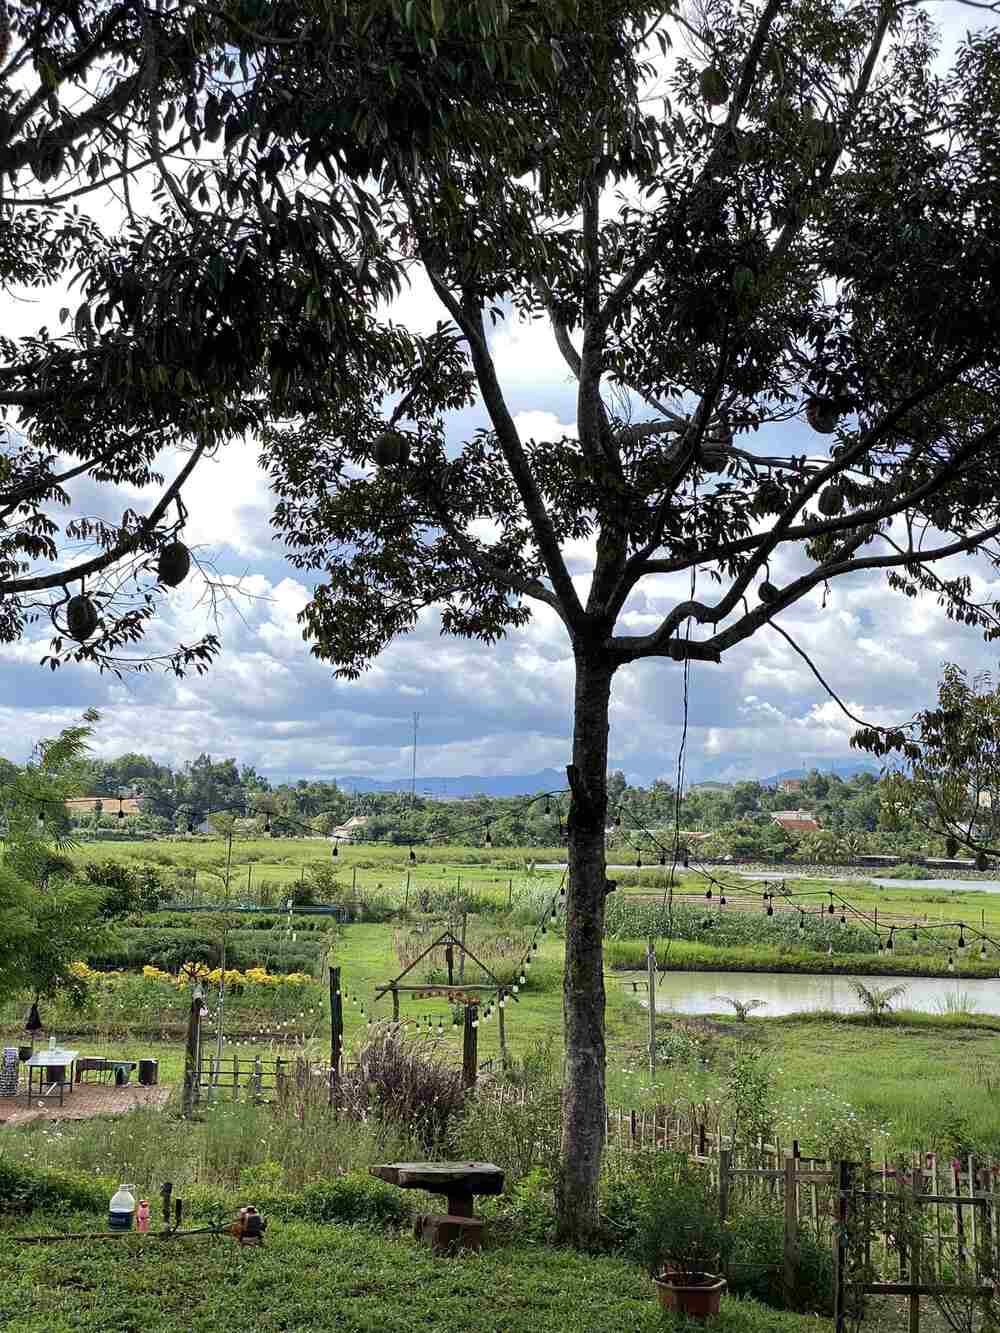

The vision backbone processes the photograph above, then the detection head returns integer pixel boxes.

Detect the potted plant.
[636,1156,732,1319]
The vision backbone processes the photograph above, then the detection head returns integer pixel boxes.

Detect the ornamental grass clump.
[337,1021,466,1149]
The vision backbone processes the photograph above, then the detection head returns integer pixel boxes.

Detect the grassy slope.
[0,1219,831,1333]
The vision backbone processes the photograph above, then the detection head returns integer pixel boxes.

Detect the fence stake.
[910,1165,922,1333]
[719,1148,731,1224]
[833,1159,851,1333]
[508,879,513,908]
[391,984,400,1023]
[405,871,410,908]
[784,1155,799,1310]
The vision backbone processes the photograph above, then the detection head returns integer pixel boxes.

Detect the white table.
[26,1049,79,1106]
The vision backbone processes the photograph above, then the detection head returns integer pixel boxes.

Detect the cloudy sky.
[3,5,997,787]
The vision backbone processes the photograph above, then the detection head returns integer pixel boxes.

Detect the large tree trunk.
[556,649,613,1243]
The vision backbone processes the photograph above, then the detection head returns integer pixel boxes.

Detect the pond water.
[734,872,1000,894]
[622,968,1000,1017]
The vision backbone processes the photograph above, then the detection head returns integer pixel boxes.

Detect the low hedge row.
[0,1160,408,1228]
[85,928,326,976]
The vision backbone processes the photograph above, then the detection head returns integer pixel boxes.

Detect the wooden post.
[910,1189,922,1333]
[352,866,357,894]
[784,1154,799,1309]
[647,937,657,1076]
[253,1055,263,1103]
[329,966,343,1077]
[498,1001,508,1067]
[508,879,513,908]
[247,864,252,898]
[405,871,410,908]
[181,994,201,1117]
[232,1052,239,1102]
[719,1148,732,1224]
[462,1005,478,1089]
[391,985,400,1022]
[458,911,468,984]
[833,1160,851,1333]
[445,944,454,987]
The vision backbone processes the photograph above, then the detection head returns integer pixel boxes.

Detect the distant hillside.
[335,768,566,798]
[761,759,882,784]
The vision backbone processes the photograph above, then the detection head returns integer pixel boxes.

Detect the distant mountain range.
[334,768,567,798]
[327,757,884,797]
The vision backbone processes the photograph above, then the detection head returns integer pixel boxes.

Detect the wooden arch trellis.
[375,929,518,1086]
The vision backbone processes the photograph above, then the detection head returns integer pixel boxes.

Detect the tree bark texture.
[556,651,613,1242]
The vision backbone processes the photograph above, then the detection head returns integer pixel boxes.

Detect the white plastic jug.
[109,1183,136,1231]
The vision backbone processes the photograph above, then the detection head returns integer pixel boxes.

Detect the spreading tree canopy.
[6,0,1000,1240]
[857,662,1000,861]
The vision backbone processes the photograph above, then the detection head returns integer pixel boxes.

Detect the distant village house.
[770,809,821,833]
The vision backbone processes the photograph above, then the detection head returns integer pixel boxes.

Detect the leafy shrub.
[79,859,168,917]
[456,1081,562,1181]
[0,1159,107,1215]
[480,1167,556,1243]
[727,1207,834,1313]
[632,1151,733,1280]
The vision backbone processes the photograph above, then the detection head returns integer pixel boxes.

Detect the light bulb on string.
[839,911,847,927]
[766,901,774,917]
[544,795,551,815]
[264,814,272,833]
[958,927,966,950]
[948,953,955,972]
[36,811,45,829]
[827,898,835,916]
[912,928,918,943]
[409,846,416,863]
[332,843,338,858]
[886,931,894,952]
[636,853,642,869]
[550,908,557,925]
[519,973,526,985]
[705,887,712,900]
[499,996,506,1009]
[980,943,988,961]
[720,894,727,906]
[798,913,805,931]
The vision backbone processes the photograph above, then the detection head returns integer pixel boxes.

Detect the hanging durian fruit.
[805,397,840,434]
[157,541,191,588]
[373,430,411,467]
[817,485,845,517]
[699,67,730,107]
[66,594,99,642]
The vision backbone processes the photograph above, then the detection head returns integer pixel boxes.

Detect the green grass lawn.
[0,1217,832,1333]
[610,1008,1000,1157]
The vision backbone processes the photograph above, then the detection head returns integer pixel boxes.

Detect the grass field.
[10,840,999,1157]
[0,1217,832,1333]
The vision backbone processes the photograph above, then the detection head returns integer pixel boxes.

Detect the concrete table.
[26,1050,79,1107]
[370,1162,504,1254]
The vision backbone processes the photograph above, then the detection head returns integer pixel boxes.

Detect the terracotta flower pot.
[653,1272,727,1320]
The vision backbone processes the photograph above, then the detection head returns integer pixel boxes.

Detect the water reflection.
[633,969,1000,1017]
